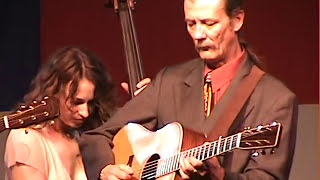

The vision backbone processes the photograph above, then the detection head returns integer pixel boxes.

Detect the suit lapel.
[174,59,206,132]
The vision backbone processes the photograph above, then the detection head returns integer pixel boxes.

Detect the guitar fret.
[196,147,200,160]
[221,139,225,153]
[196,148,199,158]
[205,143,210,159]
[209,143,213,158]
[223,138,227,153]
[212,141,216,156]
[236,133,241,148]
[234,135,238,148]
[217,136,222,154]
[192,148,195,157]
[201,144,206,160]
[186,149,190,158]
[229,135,233,150]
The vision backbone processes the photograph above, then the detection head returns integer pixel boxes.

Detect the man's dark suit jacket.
[80,57,298,180]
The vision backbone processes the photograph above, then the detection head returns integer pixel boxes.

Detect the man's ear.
[232,10,245,32]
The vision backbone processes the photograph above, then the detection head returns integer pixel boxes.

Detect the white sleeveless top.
[5,128,87,180]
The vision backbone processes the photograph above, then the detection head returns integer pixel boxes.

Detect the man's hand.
[100,164,133,180]
[179,156,225,180]
[121,78,151,96]
[179,156,207,179]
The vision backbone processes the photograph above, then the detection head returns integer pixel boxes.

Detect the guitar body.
[113,122,184,180]
[112,122,280,180]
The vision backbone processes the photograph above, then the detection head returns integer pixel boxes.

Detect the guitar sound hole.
[141,154,160,180]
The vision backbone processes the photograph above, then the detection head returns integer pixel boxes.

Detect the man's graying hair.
[225,0,265,69]
[225,0,244,17]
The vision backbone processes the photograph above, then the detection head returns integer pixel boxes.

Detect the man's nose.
[194,24,206,40]
[78,104,89,118]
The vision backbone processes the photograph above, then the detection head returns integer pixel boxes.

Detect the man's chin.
[200,55,225,68]
[200,55,219,62]
[199,51,216,60]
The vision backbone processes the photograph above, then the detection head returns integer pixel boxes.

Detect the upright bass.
[106,0,145,97]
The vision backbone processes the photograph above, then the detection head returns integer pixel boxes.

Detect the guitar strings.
[131,129,272,178]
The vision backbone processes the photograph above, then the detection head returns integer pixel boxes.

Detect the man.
[80,0,298,179]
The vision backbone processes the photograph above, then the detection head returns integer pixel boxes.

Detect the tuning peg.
[261,149,266,155]
[244,126,251,130]
[18,119,24,124]
[251,151,259,157]
[272,122,278,126]
[44,111,49,116]
[41,100,47,105]
[257,125,263,130]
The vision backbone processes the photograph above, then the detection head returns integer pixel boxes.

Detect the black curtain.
[0,0,40,110]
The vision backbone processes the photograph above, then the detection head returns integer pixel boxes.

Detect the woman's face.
[58,78,95,128]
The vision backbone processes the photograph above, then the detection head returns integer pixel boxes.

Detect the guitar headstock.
[0,96,59,132]
[239,122,281,150]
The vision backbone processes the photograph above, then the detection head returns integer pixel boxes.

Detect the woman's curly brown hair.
[23,46,117,132]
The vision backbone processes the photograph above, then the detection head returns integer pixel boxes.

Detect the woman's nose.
[78,104,89,118]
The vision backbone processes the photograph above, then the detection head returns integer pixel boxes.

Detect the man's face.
[184,0,243,63]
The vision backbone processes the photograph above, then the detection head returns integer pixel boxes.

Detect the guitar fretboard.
[150,133,241,178]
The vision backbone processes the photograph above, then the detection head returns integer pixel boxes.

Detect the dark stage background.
[0,0,318,110]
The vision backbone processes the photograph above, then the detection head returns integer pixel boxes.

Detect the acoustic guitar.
[113,122,281,180]
[0,96,59,132]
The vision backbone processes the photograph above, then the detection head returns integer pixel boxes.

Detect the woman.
[5,47,118,180]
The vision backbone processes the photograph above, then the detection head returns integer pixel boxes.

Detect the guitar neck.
[155,133,242,178]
